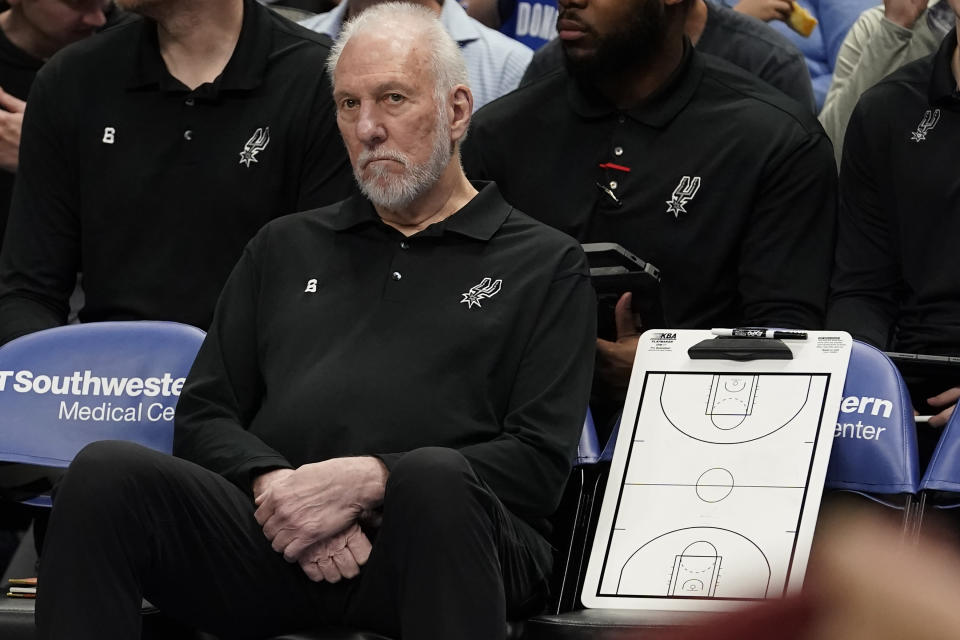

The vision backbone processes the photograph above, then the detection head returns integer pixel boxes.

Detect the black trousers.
[35,442,553,639]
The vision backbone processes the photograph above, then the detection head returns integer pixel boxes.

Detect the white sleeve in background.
[819,2,941,168]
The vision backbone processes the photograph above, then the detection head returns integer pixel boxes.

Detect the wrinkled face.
[333,31,453,210]
[12,0,108,51]
[557,0,667,77]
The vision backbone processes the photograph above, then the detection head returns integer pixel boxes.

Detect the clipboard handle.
[687,337,793,361]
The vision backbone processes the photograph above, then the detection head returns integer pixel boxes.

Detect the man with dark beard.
[518,0,815,111]
[34,4,596,639]
[462,0,837,420]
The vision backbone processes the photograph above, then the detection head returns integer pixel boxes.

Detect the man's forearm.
[0,294,67,346]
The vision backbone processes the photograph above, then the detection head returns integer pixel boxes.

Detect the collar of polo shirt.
[125,0,271,94]
[325,181,510,241]
[565,37,703,129]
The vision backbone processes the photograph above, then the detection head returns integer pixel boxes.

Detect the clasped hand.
[253,457,385,582]
[297,522,372,583]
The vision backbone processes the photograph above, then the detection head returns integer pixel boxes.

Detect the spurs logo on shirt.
[239,127,270,167]
[460,277,502,309]
[666,176,701,218]
[910,109,940,142]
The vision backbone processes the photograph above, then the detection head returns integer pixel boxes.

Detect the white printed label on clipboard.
[647,332,679,353]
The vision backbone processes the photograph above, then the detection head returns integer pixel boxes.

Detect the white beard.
[354,116,452,211]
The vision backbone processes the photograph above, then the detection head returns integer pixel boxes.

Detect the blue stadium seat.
[0,320,205,507]
[0,321,205,640]
[914,391,960,535]
[825,340,921,527]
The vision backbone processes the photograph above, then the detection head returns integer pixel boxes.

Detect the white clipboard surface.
[582,330,851,612]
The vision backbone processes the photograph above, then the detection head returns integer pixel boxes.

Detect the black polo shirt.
[0,25,42,242]
[174,183,597,533]
[519,2,815,112]
[828,30,960,355]
[0,0,354,345]
[0,6,135,241]
[463,43,837,333]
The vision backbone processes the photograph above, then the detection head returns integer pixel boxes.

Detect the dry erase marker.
[711,328,808,340]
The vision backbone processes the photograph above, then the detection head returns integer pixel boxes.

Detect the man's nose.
[356,104,387,147]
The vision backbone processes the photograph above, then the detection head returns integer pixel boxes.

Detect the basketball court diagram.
[595,371,831,600]
[662,373,814,443]
[616,527,771,600]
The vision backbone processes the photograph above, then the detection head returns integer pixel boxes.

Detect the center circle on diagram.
[696,468,735,502]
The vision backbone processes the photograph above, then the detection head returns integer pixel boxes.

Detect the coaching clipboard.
[582,330,851,612]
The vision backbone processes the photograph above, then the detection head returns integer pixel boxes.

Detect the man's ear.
[448,85,473,143]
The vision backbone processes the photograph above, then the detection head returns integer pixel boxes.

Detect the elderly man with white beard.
[33,4,596,640]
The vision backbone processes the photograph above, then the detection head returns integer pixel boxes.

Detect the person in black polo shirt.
[34,4,596,639]
[0,0,123,240]
[461,0,837,409]
[828,3,960,428]
[519,0,816,112]
[0,0,353,345]
[0,0,119,573]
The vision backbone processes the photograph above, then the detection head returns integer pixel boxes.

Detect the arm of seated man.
[826,99,901,347]
[177,237,382,581]
[0,67,78,345]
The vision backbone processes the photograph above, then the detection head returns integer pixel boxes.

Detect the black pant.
[35,442,552,639]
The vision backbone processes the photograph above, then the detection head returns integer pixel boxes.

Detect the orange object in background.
[788,1,817,36]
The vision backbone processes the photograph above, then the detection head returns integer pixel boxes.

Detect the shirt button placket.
[384,238,415,302]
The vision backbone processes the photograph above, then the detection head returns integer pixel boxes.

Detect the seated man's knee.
[386,447,483,511]
[61,441,164,505]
